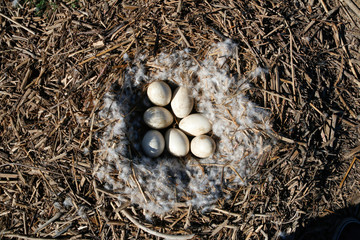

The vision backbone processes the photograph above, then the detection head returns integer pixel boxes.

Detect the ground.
[1,0,360,239]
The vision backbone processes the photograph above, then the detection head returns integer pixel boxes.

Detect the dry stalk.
[121,209,195,240]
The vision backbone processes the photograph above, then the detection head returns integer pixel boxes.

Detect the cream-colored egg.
[142,130,165,157]
[147,81,172,106]
[144,107,173,129]
[190,135,216,158]
[179,113,212,136]
[165,128,189,157]
[171,87,194,118]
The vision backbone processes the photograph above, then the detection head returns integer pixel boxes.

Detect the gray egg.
[142,130,165,157]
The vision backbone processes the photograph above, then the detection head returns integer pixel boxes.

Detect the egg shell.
[165,128,190,157]
[190,135,216,158]
[144,107,173,129]
[171,87,194,118]
[179,113,212,136]
[142,130,165,158]
[147,81,172,106]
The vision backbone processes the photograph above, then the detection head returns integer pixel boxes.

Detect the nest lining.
[95,40,274,216]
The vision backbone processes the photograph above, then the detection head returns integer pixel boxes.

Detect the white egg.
[190,135,216,158]
[179,113,212,136]
[143,107,173,129]
[171,87,194,118]
[142,130,165,157]
[147,81,172,106]
[165,128,189,157]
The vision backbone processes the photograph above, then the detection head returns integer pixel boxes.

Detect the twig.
[344,145,360,159]
[267,131,307,146]
[342,0,360,18]
[0,173,18,178]
[35,212,62,234]
[177,28,191,48]
[285,20,296,101]
[320,0,329,13]
[170,212,188,228]
[229,165,245,184]
[335,88,357,118]
[131,167,148,203]
[213,208,242,218]
[184,205,192,229]
[0,13,36,35]
[260,89,292,102]
[177,0,183,13]
[0,180,18,184]
[53,223,72,238]
[13,47,37,59]
[331,23,360,88]
[339,157,358,188]
[211,219,229,237]
[2,234,65,240]
[79,38,135,65]
[121,209,195,240]
[309,103,326,117]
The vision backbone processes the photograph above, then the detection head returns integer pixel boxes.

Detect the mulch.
[1,0,360,239]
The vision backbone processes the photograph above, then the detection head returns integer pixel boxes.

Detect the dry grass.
[1,0,360,239]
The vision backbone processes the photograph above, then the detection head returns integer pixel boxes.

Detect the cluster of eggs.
[142,81,216,158]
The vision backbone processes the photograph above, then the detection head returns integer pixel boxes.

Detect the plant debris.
[0,0,360,239]
[95,41,273,216]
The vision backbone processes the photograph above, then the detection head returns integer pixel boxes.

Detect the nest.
[95,40,274,216]
[1,0,360,239]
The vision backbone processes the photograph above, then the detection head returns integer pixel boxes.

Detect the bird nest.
[95,40,274,216]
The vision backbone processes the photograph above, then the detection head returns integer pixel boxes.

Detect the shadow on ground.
[286,202,360,240]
